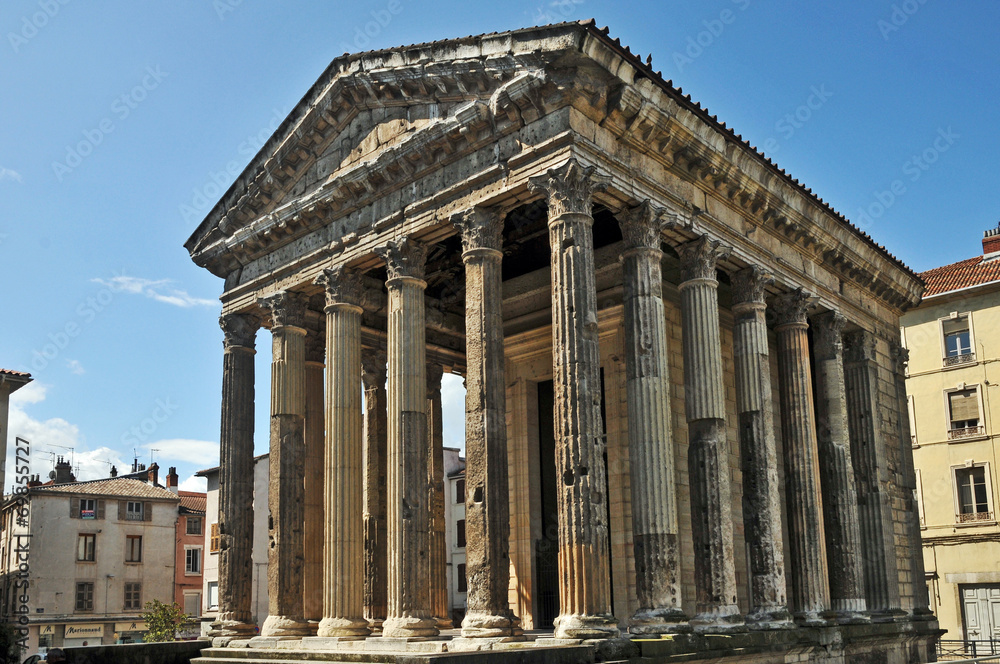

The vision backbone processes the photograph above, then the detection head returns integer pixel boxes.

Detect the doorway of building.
[961,584,1000,641]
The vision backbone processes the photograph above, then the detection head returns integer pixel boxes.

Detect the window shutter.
[118,500,126,520]
[97,500,105,520]
[143,502,152,522]
[70,497,80,518]
[950,390,979,422]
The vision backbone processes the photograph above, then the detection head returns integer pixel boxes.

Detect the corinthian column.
[303,317,324,630]
[773,289,830,626]
[452,207,522,640]
[812,311,869,624]
[730,267,793,630]
[677,235,744,633]
[616,201,685,634]
[210,313,259,640]
[258,291,312,637]
[426,363,452,630]
[843,330,903,621]
[528,159,618,639]
[376,237,439,639]
[314,266,369,638]
[362,350,388,630]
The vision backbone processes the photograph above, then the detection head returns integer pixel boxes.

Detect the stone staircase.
[192,643,596,664]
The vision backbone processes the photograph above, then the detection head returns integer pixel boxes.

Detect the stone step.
[193,649,399,663]
[193,645,595,663]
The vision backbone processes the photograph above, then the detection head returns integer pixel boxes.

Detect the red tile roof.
[921,255,1000,297]
[178,491,206,514]
[0,369,31,378]
[32,477,181,500]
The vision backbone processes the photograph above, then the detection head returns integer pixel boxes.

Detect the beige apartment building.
[902,225,1000,643]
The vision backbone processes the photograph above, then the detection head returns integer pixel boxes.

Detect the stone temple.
[185,20,941,663]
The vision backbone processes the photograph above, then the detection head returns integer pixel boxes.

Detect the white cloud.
[10,381,47,406]
[5,383,82,491]
[0,167,22,183]
[91,276,217,308]
[66,359,85,375]
[178,474,207,492]
[142,438,219,467]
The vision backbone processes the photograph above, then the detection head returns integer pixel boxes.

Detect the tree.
[140,599,194,643]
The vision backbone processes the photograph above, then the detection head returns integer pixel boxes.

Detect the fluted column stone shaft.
[453,207,522,639]
[731,267,793,630]
[211,313,260,637]
[377,238,439,638]
[812,311,869,623]
[362,350,388,629]
[528,159,618,639]
[617,202,685,634]
[773,289,830,625]
[315,267,369,638]
[426,364,451,629]
[303,320,325,628]
[259,291,312,637]
[677,235,743,633]
[843,330,903,620]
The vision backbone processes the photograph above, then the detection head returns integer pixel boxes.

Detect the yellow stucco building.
[902,225,1000,644]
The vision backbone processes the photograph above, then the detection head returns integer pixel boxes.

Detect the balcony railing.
[956,511,994,524]
[944,352,977,367]
[949,425,986,441]
[124,511,144,521]
[938,639,1000,661]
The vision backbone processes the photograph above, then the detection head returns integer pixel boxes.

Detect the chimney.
[54,457,75,484]
[166,467,179,493]
[984,225,1000,256]
[27,475,42,488]
[109,465,117,478]
[147,462,159,487]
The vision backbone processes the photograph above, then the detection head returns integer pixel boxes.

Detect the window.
[456,519,466,548]
[126,535,142,563]
[207,581,219,611]
[456,479,465,504]
[80,499,96,519]
[126,501,144,521]
[76,534,95,562]
[942,314,975,366]
[183,591,201,617]
[210,523,220,553]
[71,497,103,519]
[124,582,142,611]
[186,547,202,574]
[956,465,992,523]
[947,387,984,440]
[186,517,202,536]
[915,469,925,527]
[457,563,467,593]
[75,582,94,612]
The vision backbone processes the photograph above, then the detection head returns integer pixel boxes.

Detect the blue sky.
[2,1,997,491]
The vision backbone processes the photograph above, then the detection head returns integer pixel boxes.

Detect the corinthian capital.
[220,313,260,350]
[527,158,611,218]
[426,363,444,398]
[844,329,878,364]
[314,265,364,309]
[617,200,664,250]
[361,349,387,391]
[376,237,427,281]
[257,291,308,329]
[677,234,732,282]
[452,207,505,253]
[771,288,816,328]
[731,266,774,307]
[811,310,847,360]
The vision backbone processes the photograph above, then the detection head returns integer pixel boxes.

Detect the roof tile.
[920,256,1000,297]
[33,478,180,501]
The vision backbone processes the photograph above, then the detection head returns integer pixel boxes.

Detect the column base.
[367,617,384,633]
[833,609,871,625]
[870,608,908,623]
[793,610,833,627]
[461,610,523,638]
[451,636,527,651]
[690,605,746,634]
[207,618,256,638]
[745,606,795,630]
[317,616,371,638]
[260,614,312,637]
[381,615,440,638]
[628,607,690,635]
[554,613,620,640]
[907,608,936,622]
[436,617,454,630]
